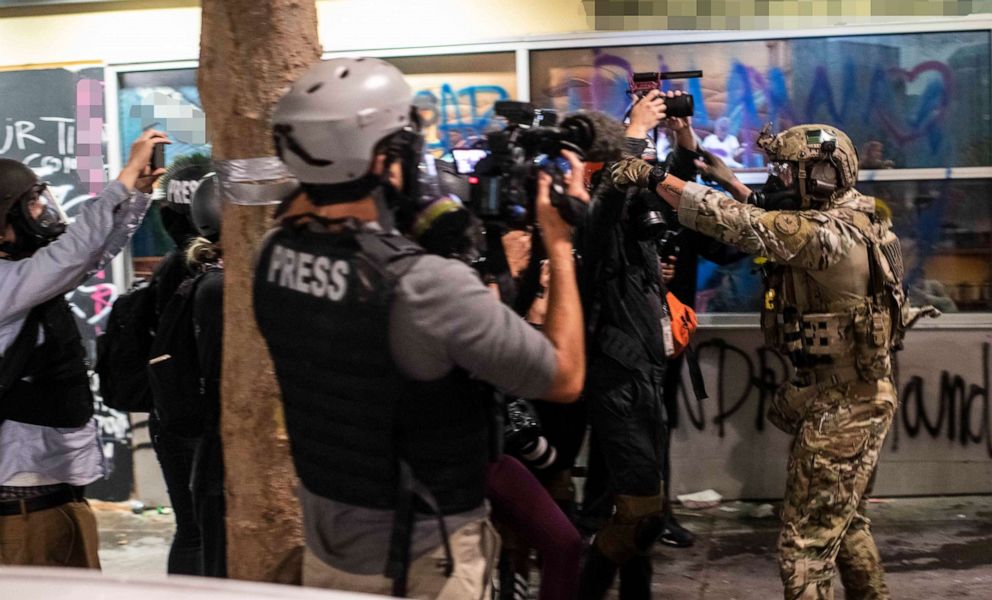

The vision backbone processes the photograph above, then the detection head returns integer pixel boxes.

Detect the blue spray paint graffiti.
[545,50,958,168]
[416,83,509,153]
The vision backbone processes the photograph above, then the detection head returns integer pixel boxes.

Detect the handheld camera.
[627,70,703,119]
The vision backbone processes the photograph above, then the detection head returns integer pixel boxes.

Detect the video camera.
[451,100,594,229]
[627,70,703,119]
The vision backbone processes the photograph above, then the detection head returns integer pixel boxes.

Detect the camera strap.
[386,460,454,598]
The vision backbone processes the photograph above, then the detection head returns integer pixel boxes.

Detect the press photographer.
[621,86,746,551]
[440,103,624,600]
[254,58,586,598]
[577,88,703,599]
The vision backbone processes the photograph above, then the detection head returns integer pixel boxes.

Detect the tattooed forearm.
[655,175,686,209]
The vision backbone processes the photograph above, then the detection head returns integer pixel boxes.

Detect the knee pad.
[593,494,665,565]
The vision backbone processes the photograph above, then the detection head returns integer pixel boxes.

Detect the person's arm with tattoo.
[609,156,855,270]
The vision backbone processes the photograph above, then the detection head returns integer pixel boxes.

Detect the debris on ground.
[678,489,723,509]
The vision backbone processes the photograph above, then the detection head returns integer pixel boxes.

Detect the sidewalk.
[95,495,992,598]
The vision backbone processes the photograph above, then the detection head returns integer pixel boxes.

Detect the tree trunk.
[198,0,321,583]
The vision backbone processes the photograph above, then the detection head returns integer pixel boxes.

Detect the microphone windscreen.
[562,110,627,164]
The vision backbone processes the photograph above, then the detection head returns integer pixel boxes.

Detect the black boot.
[658,513,695,548]
[579,543,619,600]
[619,554,652,600]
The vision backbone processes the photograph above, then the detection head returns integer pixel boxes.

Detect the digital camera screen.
[451,149,488,175]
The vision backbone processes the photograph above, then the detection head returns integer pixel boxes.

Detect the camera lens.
[665,94,694,119]
[519,436,558,470]
[636,211,669,241]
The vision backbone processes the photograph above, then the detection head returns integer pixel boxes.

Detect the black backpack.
[147,273,208,438]
[95,280,157,412]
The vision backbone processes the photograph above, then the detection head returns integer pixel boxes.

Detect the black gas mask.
[1,183,68,259]
[380,127,472,255]
[748,157,841,211]
[748,175,803,211]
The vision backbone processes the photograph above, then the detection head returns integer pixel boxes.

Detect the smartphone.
[150,143,166,171]
[451,148,488,175]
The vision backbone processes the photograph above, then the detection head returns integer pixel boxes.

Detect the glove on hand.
[695,149,738,190]
[609,157,653,189]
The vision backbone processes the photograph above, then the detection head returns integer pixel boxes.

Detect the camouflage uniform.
[613,124,908,599]
[679,181,904,599]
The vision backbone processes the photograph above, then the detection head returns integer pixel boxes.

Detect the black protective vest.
[253,223,488,516]
[0,297,94,427]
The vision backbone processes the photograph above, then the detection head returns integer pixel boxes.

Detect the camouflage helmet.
[756,123,858,205]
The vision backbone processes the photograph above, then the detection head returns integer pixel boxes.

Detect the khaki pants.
[303,518,499,599]
[0,499,101,569]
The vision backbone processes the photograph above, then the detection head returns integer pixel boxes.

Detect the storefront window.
[862,179,992,313]
[531,30,992,313]
[115,30,992,315]
[530,31,992,170]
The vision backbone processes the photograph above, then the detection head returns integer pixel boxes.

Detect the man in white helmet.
[254,58,587,597]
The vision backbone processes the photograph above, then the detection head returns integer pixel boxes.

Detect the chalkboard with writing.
[0,66,132,501]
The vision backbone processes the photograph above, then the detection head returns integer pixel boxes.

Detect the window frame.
[105,15,992,327]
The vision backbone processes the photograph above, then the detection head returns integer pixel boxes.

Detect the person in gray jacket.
[0,129,167,568]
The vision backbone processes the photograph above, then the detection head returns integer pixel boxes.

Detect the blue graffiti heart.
[879,61,952,146]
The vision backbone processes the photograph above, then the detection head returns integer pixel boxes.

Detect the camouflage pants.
[778,377,897,600]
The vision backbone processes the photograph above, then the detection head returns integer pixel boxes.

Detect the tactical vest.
[761,200,908,384]
[0,297,94,428]
[252,221,489,516]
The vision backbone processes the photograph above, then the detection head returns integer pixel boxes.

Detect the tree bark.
[198,0,321,583]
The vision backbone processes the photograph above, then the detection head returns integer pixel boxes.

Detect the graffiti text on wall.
[415,83,510,153]
[891,342,992,458]
[675,338,992,458]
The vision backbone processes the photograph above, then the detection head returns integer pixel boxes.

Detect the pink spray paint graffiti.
[75,78,106,195]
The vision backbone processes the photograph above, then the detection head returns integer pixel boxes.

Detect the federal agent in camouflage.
[612,123,917,599]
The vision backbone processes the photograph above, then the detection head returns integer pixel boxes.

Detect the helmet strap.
[797,159,810,209]
[301,173,382,207]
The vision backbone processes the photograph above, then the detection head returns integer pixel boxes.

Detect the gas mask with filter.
[749,123,859,211]
[0,159,67,259]
[379,126,472,256]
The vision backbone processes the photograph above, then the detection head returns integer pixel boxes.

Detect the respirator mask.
[1,183,67,258]
[381,127,472,256]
